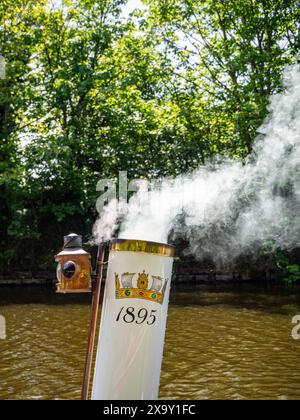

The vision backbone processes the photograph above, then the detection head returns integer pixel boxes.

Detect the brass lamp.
[54,233,91,293]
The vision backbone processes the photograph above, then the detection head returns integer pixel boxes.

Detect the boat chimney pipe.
[91,239,175,400]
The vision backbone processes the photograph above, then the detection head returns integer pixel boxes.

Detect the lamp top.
[64,233,82,249]
[55,233,90,258]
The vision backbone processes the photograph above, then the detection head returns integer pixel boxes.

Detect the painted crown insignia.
[115,270,168,305]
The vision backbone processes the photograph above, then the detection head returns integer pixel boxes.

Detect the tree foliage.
[0,0,299,272]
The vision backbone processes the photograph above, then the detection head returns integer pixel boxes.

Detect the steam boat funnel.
[92,239,175,400]
[54,233,91,293]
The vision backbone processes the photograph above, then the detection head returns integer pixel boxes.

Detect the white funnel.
[92,239,175,400]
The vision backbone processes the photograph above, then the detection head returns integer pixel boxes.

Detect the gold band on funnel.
[110,239,175,257]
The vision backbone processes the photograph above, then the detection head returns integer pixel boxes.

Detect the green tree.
[144,0,300,155]
[1,0,299,273]
[0,0,46,271]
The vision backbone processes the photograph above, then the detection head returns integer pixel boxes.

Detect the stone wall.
[0,264,281,286]
[0,270,53,286]
[172,260,281,284]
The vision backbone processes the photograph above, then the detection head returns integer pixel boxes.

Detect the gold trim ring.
[110,239,175,257]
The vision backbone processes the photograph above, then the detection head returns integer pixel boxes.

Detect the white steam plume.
[92,199,120,244]
[94,65,300,266]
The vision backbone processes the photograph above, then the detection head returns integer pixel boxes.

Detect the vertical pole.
[81,243,106,400]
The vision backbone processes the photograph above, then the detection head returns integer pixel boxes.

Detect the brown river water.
[0,284,300,400]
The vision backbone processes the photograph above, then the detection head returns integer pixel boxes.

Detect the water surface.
[0,284,300,400]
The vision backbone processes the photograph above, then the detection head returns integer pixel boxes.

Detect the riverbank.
[0,266,285,287]
[0,271,53,287]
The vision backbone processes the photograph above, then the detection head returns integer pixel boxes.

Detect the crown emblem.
[115,270,168,305]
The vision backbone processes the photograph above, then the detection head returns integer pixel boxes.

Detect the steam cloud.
[94,65,300,266]
[93,199,120,244]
